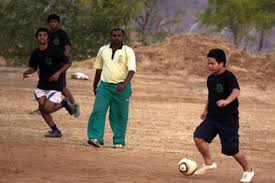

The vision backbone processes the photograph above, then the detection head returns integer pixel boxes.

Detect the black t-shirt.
[49,29,71,52]
[207,70,240,120]
[29,46,70,91]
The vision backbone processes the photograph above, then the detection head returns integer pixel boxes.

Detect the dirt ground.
[0,66,274,183]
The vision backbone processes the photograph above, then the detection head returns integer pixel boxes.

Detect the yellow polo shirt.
[94,44,136,83]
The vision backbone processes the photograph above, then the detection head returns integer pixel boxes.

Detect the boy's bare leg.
[42,100,61,126]
[37,97,54,127]
[233,151,251,171]
[62,87,80,117]
[37,97,62,137]
[194,137,213,165]
[62,87,75,105]
[193,137,218,175]
[234,151,254,182]
[46,102,63,113]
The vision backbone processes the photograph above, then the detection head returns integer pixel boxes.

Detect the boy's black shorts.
[194,118,239,156]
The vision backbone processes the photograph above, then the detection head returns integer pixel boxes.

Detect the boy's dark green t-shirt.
[207,70,240,120]
[49,29,71,52]
[29,46,70,91]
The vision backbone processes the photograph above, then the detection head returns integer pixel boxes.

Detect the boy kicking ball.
[193,49,254,182]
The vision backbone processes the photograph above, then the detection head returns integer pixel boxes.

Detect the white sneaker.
[87,139,101,147]
[240,169,255,183]
[194,162,218,175]
[113,144,125,149]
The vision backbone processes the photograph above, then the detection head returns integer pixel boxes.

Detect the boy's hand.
[23,72,29,80]
[49,72,60,82]
[200,111,207,120]
[216,99,230,107]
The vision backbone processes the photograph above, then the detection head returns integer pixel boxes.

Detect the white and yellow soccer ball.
[178,157,197,176]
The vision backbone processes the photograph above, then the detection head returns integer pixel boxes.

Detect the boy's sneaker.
[87,139,101,147]
[194,162,217,175]
[240,169,254,183]
[73,103,80,117]
[44,130,62,138]
[113,144,125,149]
[61,97,74,115]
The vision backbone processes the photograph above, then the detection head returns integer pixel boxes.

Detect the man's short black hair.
[35,27,50,38]
[110,28,125,36]
[47,13,60,22]
[207,48,226,66]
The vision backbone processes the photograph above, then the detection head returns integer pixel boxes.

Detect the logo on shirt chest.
[117,55,124,62]
[44,57,53,66]
[53,38,60,46]
[216,83,224,93]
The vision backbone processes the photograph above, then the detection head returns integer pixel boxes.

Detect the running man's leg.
[217,118,254,182]
[35,89,62,137]
[193,119,218,175]
[62,73,80,117]
[62,87,75,105]
[233,152,251,171]
[193,119,218,165]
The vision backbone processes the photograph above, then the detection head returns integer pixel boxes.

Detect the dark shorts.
[194,118,239,156]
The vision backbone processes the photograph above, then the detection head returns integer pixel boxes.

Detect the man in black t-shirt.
[192,49,254,183]
[47,14,80,117]
[23,28,75,138]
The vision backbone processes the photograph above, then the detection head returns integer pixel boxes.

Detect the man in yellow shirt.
[87,28,136,148]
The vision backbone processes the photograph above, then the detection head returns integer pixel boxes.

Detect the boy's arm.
[23,67,36,79]
[49,49,72,81]
[62,31,71,56]
[200,99,208,120]
[64,45,71,56]
[217,88,240,107]
[49,63,71,82]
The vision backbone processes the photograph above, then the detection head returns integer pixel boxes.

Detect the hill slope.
[134,34,275,87]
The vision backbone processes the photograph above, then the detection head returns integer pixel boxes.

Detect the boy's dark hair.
[207,48,226,66]
[47,13,60,22]
[35,27,50,38]
[110,28,125,36]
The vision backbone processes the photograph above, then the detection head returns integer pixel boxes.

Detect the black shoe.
[44,130,62,138]
[73,103,80,117]
[61,97,74,115]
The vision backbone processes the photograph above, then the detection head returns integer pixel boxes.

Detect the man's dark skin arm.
[93,69,102,95]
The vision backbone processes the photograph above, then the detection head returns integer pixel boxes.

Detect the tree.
[0,0,49,64]
[251,0,275,51]
[136,0,185,45]
[0,0,144,64]
[200,0,255,45]
[200,0,275,51]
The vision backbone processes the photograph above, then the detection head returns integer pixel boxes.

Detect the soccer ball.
[178,157,197,176]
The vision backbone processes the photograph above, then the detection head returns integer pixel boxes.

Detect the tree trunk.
[257,31,265,51]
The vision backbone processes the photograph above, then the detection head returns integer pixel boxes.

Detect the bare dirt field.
[0,65,274,183]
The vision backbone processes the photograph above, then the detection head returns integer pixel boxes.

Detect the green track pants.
[87,81,132,145]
